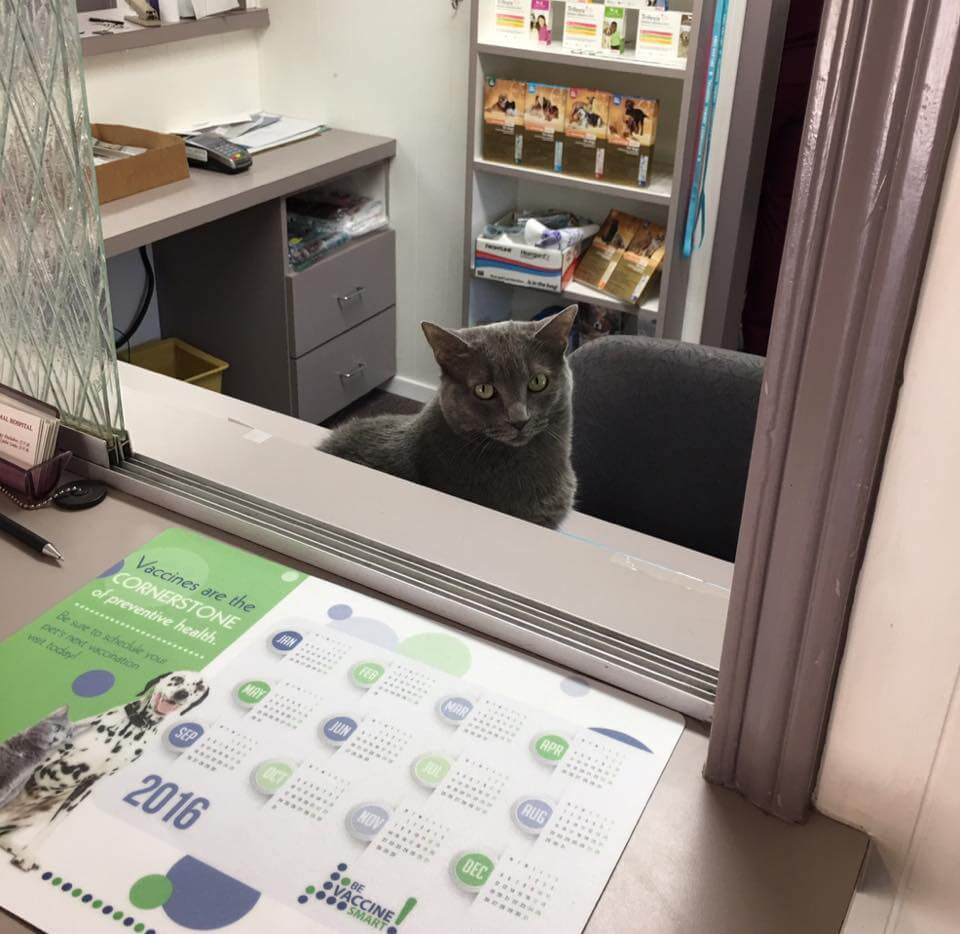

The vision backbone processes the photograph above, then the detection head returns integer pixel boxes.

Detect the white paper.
[0,572,682,934]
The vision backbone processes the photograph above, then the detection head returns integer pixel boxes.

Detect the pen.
[89,16,125,23]
[0,512,63,561]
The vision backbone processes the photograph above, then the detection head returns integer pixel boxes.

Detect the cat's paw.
[9,850,39,872]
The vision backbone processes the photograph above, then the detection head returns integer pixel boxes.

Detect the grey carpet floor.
[322,389,424,429]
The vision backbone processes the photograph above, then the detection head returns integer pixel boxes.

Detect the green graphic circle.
[251,759,295,795]
[129,874,174,910]
[235,679,271,706]
[93,900,103,909]
[71,889,82,897]
[52,877,62,886]
[113,911,124,920]
[349,661,385,688]
[399,633,472,676]
[306,885,316,895]
[341,876,352,887]
[412,753,452,788]
[453,851,495,890]
[532,733,569,764]
[135,925,145,932]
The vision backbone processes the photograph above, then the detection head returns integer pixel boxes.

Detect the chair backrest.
[568,336,763,562]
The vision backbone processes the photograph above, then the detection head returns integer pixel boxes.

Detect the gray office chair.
[568,336,764,562]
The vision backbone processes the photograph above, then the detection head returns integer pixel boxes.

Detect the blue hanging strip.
[682,0,731,258]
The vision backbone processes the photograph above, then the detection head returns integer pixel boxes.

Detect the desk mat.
[0,528,683,934]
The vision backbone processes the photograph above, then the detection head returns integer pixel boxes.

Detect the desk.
[106,130,399,422]
[0,491,866,934]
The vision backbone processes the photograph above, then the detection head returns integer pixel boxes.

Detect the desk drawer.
[287,229,396,357]
[293,306,396,423]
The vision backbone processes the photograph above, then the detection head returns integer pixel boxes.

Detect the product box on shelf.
[635,9,685,63]
[601,5,626,55]
[605,94,659,187]
[574,210,646,292]
[563,88,610,179]
[494,0,531,43]
[482,77,527,165]
[605,219,667,303]
[562,2,604,53]
[529,0,552,45]
[475,212,588,293]
[523,82,567,171]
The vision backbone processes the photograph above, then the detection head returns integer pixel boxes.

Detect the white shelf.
[473,157,672,206]
[563,277,659,316]
[477,40,688,80]
[471,269,660,317]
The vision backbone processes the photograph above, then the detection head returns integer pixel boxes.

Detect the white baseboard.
[382,375,437,404]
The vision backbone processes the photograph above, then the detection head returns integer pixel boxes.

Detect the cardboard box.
[481,78,527,165]
[523,83,566,172]
[574,209,645,291]
[564,88,610,179]
[604,220,667,303]
[91,124,189,205]
[606,95,659,187]
[475,212,586,293]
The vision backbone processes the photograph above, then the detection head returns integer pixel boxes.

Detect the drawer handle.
[339,361,366,384]
[337,287,365,310]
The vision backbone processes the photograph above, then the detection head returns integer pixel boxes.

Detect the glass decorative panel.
[0,0,123,442]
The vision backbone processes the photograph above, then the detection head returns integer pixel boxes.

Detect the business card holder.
[0,450,72,506]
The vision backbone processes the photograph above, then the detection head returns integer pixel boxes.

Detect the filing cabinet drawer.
[286,229,396,357]
[293,306,397,424]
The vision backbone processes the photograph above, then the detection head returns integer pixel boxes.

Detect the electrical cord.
[114,245,154,350]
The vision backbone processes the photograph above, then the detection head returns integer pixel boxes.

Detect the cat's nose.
[509,414,530,430]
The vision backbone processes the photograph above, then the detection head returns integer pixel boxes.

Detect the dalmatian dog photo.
[0,671,208,871]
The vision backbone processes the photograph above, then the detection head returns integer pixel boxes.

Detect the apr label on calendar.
[0,529,683,934]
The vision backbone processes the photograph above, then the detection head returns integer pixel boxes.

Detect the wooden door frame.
[705,0,960,821]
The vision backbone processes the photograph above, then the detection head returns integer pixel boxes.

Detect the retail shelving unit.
[462,0,714,338]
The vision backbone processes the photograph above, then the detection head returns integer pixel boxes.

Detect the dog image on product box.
[482,77,527,165]
[606,95,660,187]
[564,88,610,179]
[523,83,567,172]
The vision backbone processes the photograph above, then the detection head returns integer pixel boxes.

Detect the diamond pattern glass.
[0,0,123,441]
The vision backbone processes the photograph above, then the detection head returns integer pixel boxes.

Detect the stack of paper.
[171,113,327,154]
[0,387,60,470]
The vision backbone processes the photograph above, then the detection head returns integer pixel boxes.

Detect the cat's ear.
[535,304,578,354]
[51,705,69,718]
[422,322,473,375]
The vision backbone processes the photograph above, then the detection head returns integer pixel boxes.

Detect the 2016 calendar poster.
[0,529,683,934]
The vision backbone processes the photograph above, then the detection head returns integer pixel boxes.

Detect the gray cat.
[319,306,578,528]
[0,707,73,809]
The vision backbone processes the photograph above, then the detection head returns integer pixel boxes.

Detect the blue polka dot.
[124,918,135,927]
[42,872,52,881]
[388,927,398,934]
[103,906,113,914]
[147,930,156,934]
[297,895,308,904]
[327,605,352,620]
[323,881,332,891]
[62,882,72,891]
[337,863,348,872]
[326,896,337,905]
[337,902,347,911]
[82,895,92,903]
[330,872,340,881]
[72,669,115,698]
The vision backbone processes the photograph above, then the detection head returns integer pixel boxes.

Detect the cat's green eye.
[528,373,549,392]
[473,383,496,400]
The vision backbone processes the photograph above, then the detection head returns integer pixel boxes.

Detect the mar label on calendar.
[0,528,683,934]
